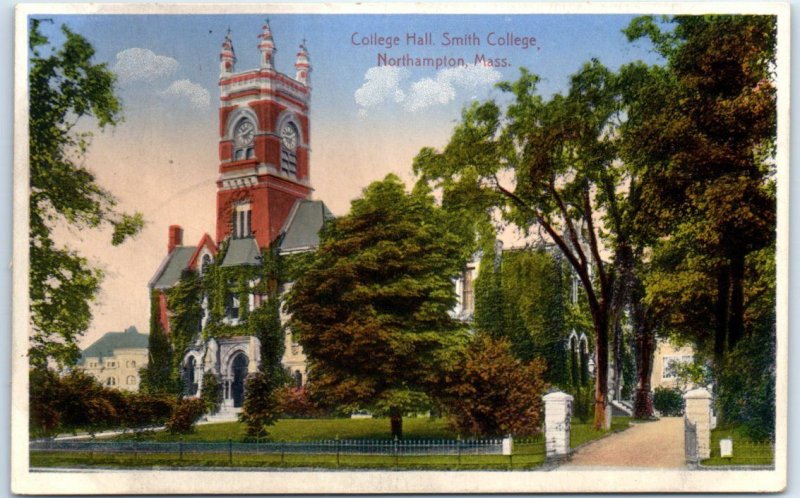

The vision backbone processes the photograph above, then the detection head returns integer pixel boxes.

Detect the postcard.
[12,1,789,494]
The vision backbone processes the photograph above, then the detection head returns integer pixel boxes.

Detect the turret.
[219,29,236,77]
[295,40,311,86]
[258,20,276,70]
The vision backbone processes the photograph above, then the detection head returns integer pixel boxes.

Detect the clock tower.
[216,22,313,249]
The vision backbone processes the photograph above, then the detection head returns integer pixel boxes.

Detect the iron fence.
[31,437,509,456]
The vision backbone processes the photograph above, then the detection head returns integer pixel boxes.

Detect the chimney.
[168,225,183,254]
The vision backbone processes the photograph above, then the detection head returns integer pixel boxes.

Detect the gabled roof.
[149,246,196,290]
[221,237,262,267]
[278,199,334,254]
[186,233,219,270]
[78,326,148,364]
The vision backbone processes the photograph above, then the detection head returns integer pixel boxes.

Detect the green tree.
[415,61,628,429]
[436,334,548,437]
[625,15,776,370]
[28,20,144,368]
[286,175,471,438]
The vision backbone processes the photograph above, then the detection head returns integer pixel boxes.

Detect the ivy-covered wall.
[473,246,592,388]
[145,240,303,395]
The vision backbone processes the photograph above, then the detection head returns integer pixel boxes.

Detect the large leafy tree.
[415,61,629,429]
[624,16,777,373]
[28,20,144,368]
[287,175,470,438]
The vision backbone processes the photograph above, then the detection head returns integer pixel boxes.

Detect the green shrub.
[570,386,594,424]
[200,372,222,414]
[123,393,175,431]
[277,386,322,418]
[240,372,282,437]
[165,398,206,434]
[653,387,684,416]
[717,332,775,441]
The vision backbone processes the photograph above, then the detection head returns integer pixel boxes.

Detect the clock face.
[233,120,255,148]
[281,123,298,150]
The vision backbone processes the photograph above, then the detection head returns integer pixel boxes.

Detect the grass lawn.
[35,416,643,470]
[29,450,545,470]
[570,417,631,449]
[701,425,774,467]
[34,417,549,470]
[114,417,457,442]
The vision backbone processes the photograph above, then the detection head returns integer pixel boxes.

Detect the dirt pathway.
[561,417,686,469]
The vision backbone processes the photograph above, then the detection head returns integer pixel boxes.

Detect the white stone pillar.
[544,391,573,458]
[502,436,513,456]
[684,388,712,459]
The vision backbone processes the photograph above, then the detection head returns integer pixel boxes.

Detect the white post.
[684,388,712,460]
[502,436,513,456]
[544,391,573,458]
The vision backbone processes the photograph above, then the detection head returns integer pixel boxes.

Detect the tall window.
[232,203,252,238]
[201,253,212,274]
[280,122,299,177]
[226,293,240,320]
[127,375,136,385]
[106,377,116,387]
[462,268,475,314]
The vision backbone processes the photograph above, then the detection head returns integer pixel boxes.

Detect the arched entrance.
[231,353,249,408]
[184,356,198,396]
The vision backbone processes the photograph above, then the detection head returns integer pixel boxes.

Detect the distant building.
[78,326,149,392]
[650,339,695,391]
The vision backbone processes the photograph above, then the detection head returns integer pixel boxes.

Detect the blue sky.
[31,13,667,345]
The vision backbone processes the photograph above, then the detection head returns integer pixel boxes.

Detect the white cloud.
[113,48,179,84]
[160,79,210,109]
[354,66,408,110]
[354,64,501,114]
[404,64,502,112]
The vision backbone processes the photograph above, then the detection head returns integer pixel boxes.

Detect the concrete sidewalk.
[561,417,686,469]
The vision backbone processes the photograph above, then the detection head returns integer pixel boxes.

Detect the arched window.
[130,360,136,368]
[579,337,589,385]
[127,375,136,385]
[232,118,255,161]
[570,337,579,387]
[184,356,198,396]
[293,370,303,388]
[106,377,116,387]
[201,253,212,274]
[280,122,299,177]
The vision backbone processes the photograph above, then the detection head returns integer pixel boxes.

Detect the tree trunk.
[727,252,745,350]
[390,408,403,439]
[633,316,656,419]
[593,312,610,430]
[713,266,730,370]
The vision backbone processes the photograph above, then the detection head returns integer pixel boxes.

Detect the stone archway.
[230,352,249,408]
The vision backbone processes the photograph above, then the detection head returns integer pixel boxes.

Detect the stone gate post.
[543,391,573,458]
[683,388,712,460]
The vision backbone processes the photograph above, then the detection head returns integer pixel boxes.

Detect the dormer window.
[201,253,212,274]
[232,203,252,239]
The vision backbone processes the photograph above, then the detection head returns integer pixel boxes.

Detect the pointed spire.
[294,39,311,86]
[258,19,276,70]
[219,27,236,77]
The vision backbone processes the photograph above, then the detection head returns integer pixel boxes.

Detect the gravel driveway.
[561,416,686,469]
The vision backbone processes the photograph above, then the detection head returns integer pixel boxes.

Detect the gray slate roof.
[78,326,148,364]
[278,200,334,254]
[151,246,195,289]
[221,237,262,267]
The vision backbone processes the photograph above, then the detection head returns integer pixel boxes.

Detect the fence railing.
[30,437,509,456]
